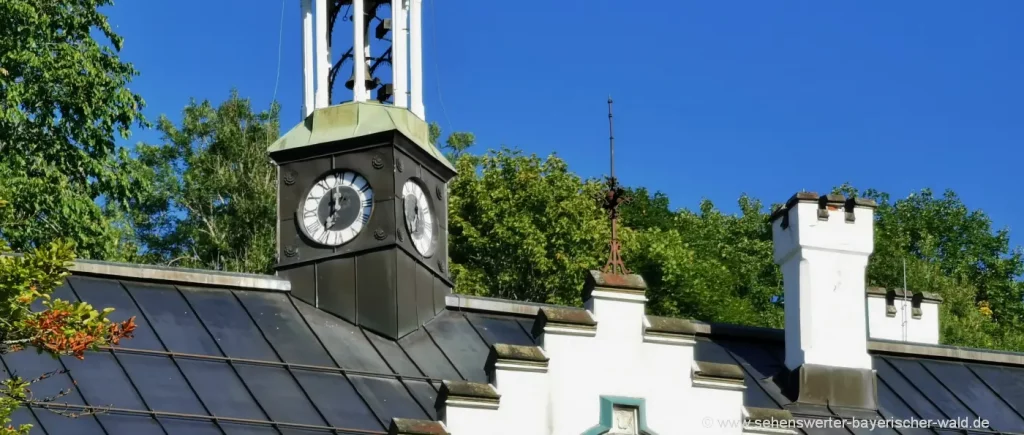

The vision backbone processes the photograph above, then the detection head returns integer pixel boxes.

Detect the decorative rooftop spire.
[602,97,630,275]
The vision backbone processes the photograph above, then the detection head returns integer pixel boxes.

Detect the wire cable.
[428,0,453,135]
[271,0,287,103]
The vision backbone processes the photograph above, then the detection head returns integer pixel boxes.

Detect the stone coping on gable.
[692,361,746,384]
[444,294,1024,369]
[436,380,501,409]
[486,344,549,367]
[388,418,449,435]
[531,306,598,338]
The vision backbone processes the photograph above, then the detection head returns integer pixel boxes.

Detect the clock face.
[298,171,373,246]
[402,180,435,256]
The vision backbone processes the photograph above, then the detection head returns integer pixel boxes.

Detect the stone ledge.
[436,380,500,408]
[531,307,597,338]
[743,407,800,435]
[745,406,794,421]
[388,418,449,435]
[692,361,746,384]
[645,315,697,337]
[486,344,548,368]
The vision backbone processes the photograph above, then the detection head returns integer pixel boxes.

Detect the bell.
[345,63,377,91]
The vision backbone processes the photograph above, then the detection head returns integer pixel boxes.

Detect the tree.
[128,91,280,273]
[446,142,610,305]
[624,195,783,326]
[620,187,674,232]
[0,197,136,434]
[0,0,147,260]
[834,184,1024,351]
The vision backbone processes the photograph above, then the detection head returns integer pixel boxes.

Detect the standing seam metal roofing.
[3,275,524,435]
[8,273,1024,434]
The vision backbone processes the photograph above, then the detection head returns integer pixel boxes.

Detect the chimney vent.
[866,287,942,344]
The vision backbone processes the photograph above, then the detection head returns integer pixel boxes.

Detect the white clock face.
[402,180,435,256]
[299,171,373,246]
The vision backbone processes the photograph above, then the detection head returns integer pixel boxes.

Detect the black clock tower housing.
[267,102,456,340]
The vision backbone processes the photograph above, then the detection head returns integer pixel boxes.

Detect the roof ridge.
[10,255,292,292]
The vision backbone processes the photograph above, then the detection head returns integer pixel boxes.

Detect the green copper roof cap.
[267,101,455,171]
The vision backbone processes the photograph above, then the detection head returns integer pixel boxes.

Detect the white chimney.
[866,287,942,345]
[771,193,877,372]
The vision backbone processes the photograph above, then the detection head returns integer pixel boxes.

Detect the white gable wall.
[440,286,749,435]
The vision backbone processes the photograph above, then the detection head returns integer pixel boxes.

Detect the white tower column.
[409,0,424,119]
[300,0,314,117]
[392,0,408,108]
[352,0,368,102]
[314,0,330,108]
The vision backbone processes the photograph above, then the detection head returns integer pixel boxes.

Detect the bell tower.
[299,0,424,116]
[271,0,454,340]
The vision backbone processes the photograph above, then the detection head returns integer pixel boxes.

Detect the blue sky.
[106,1,1024,247]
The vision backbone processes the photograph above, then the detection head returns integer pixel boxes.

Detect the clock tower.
[269,0,454,340]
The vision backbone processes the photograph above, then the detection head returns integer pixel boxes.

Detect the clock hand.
[326,188,342,228]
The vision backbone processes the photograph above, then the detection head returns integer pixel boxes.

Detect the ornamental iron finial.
[602,97,631,275]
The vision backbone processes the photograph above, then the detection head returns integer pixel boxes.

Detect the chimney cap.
[867,286,943,303]
[770,192,878,223]
[582,270,647,301]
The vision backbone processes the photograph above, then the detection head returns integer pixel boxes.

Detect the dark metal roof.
[8,274,1024,434]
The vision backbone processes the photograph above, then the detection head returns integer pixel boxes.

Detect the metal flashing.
[869,339,1024,367]
[776,363,878,410]
[445,293,556,317]
[66,258,291,291]
[267,101,454,172]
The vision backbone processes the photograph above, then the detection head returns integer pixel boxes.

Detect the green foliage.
[443,136,1024,351]
[620,188,674,232]
[0,198,134,432]
[628,195,783,326]
[0,0,146,260]
[128,91,280,273]
[446,138,610,305]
